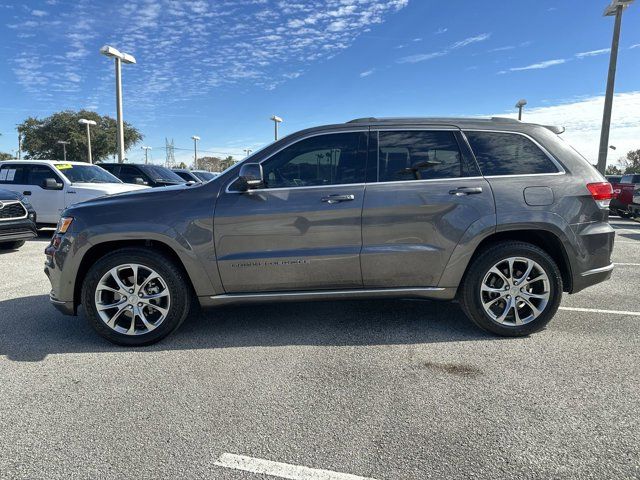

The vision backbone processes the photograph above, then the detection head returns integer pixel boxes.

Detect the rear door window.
[0,165,26,184]
[464,131,559,176]
[621,174,640,184]
[377,130,472,182]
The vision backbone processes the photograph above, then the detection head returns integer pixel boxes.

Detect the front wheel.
[82,248,192,346]
[459,242,562,337]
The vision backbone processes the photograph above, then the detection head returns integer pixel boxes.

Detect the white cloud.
[31,9,47,17]
[434,27,447,35]
[575,48,610,58]
[509,58,567,71]
[630,44,640,49]
[360,69,375,77]
[489,91,640,164]
[398,32,491,64]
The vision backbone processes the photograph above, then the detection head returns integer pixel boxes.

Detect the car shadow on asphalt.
[0,295,496,362]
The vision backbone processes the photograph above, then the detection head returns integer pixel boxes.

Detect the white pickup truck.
[0,160,149,226]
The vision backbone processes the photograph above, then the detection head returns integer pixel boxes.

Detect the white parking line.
[614,263,640,266]
[559,306,640,316]
[214,453,377,480]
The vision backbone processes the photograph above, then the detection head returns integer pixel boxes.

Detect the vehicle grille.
[0,202,27,220]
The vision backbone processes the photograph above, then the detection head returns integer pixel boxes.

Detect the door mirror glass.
[239,163,264,189]
[42,178,63,190]
[134,177,148,185]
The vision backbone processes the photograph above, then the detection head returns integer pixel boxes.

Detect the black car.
[98,163,186,187]
[173,169,219,183]
[0,188,37,250]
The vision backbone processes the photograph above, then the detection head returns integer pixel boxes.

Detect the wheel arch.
[73,239,198,311]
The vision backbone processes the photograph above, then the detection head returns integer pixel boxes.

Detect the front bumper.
[0,218,37,243]
[44,230,79,317]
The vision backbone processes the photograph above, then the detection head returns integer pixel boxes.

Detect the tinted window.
[465,131,558,176]
[621,175,640,184]
[119,165,147,184]
[27,165,61,187]
[174,171,196,182]
[192,171,217,181]
[377,130,466,182]
[142,165,184,183]
[0,165,26,184]
[262,132,366,188]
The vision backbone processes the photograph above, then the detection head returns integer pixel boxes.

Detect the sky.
[0,0,639,166]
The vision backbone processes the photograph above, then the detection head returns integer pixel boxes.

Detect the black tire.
[82,248,192,346]
[619,210,631,219]
[0,240,26,250]
[459,241,562,337]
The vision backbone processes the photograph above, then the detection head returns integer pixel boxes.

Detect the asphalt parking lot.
[1,221,638,480]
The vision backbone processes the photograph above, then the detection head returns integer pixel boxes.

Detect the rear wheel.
[82,248,192,346]
[459,242,562,336]
[0,240,26,250]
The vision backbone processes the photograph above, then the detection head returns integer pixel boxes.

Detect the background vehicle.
[609,173,640,218]
[0,160,149,226]
[45,117,614,346]
[99,163,186,187]
[173,169,219,183]
[0,188,37,249]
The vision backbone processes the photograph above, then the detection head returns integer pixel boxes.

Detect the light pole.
[16,127,22,160]
[597,0,635,174]
[270,115,283,141]
[141,146,152,164]
[57,140,69,162]
[78,119,97,164]
[100,45,136,164]
[515,99,527,121]
[244,148,253,157]
[191,135,200,169]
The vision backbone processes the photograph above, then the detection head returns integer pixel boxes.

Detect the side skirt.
[199,287,456,308]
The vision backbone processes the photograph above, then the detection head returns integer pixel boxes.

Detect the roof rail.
[346,117,378,123]
[489,116,520,123]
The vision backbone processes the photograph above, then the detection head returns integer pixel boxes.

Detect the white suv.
[0,160,149,226]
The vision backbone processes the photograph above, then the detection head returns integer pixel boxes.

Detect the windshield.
[192,171,217,181]
[142,165,185,183]
[55,164,122,184]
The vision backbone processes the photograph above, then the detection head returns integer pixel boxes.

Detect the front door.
[214,130,368,293]
[361,128,495,287]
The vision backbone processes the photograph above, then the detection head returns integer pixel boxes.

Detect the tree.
[197,155,236,172]
[605,164,622,175]
[18,110,143,162]
[617,149,640,174]
[0,152,14,160]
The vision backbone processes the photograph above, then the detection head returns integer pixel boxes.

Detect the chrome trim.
[461,129,567,175]
[224,128,369,194]
[581,264,614,277]
[0,200,29,221]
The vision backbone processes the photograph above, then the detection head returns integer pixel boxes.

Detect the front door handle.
[23,191,31,196]
[449,187,483,196]
[321,194,355,204]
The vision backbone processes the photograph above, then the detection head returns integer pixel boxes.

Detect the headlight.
[57,217,74,234]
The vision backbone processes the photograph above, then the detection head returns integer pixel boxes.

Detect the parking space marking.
[559,306,640,316]
[614,263,640,266]
[214,453,377,480]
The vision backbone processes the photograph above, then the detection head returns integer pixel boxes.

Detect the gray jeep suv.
[44,117,614,346]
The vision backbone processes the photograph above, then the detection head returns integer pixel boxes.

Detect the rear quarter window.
[464,131,559,176]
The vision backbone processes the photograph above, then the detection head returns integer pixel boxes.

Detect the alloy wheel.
[94,263,171,336]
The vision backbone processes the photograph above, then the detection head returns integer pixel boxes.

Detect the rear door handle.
[449,187,483,196]
[23,191,31,196]
[321,194,355,204]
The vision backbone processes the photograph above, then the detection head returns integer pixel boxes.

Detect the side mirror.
[239,163,264,189]
[134,177,148,185]
[42,178,63,190]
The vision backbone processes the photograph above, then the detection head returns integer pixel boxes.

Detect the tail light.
[587,182,613,208]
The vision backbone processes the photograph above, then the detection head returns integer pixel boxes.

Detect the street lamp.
[270,115,283,141]
[596,0,635,174]
[78,118,97,164]
[515,99,527,121]
[244,148,253,157]
[100,45,136,164]
[141,146,152,164]
[191,135,200,169]
[57,140,70,162]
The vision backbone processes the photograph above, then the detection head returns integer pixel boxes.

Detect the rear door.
[214,130,368,293]
[361,127,495,287]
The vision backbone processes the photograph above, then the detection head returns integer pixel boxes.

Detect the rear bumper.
[571,263,614,293]
[569,221,615,294]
